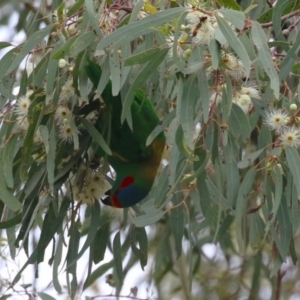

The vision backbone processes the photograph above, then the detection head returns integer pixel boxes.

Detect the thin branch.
[260,9,300,28]
[23,2,51,25]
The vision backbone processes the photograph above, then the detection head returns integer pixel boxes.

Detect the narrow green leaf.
[217,0,242,10]
[3,134,20,188]
[279,30,300,81]
[228,104,251,142]
[273,198,291,261]
[113,231,123,282]
[258,1,300,23]
[93,223,109,264]
[286,147,300,197]
[209,39,220,70]
[0,213,22,229]
[70,31,96,56]
[268,41,290,48]
[236,168,256,254]
[216,15,250,76]
[0,152,21,211]
[249,253,262,298]
[222,9,245,30]
[197,65,210,122]
[180,75,197,150]
[222,76,233,124]
[67,0,85,17]
[251,22,280,99]
[175,125,198,161]
[20,96,45,181]
[226,160,240,206]
[237,149,264,169]
[38,293,57,300]
[66,221,80,299]
[270,167,283,221]
[85,0,103,38]
[7,24,55,74]
[69,201,100,269]
[15,196,39,247]
[0,47,20,88]
[81,118,112,155]
[146,110,176,146]
[206,179,231,210]
[83,261,114,290]
[132,203,166,226]
[176,76,183,124]
[182,147,208,185]
[37,198,70,263]
[53,234,63,293]
[97,8,187,50]
[130,226,148,269]
[272,0,295,44]
[109,48,121,96]
[47,128,56,193]
[0,42,12,50]
[125,48,165,66]
[121,48,168,124]
[170,194,184,258]
[0,75,14,108]
[51,35,79,59]
[129,0,145,23]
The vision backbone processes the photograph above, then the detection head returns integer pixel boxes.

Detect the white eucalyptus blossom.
[60,77,75,102]
[235,94,252,113]
[264,109,289,131]
[186,11,216,45]
[58,124,76,143]
[222,52,246,79]
[16,117,29,131]
[240,86,261,99]
[166,32,188,58]
[72,169,111,206]
[55,105,71,124]
[15,96,31,117]
[279,127,300,148]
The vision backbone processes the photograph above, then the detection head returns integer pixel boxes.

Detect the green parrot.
[85,60,166,208]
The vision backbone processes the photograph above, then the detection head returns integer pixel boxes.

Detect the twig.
[260,9,300,28]
[24,2,51,25]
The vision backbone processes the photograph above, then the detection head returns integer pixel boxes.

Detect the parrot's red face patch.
[120,176,134,189]
[111,195,123,208]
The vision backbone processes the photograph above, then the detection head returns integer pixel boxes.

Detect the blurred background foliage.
[1,0,300,299]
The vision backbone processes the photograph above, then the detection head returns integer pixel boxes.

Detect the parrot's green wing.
[85,59,166,208]
[85,59,163,164]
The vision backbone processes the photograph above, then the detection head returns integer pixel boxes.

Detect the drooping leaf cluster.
[1,0,300,299]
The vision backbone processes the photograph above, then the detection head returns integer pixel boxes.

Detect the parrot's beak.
[101,196,112,206]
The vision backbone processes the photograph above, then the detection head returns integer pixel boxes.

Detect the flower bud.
[183,48,192,59]
[282,29,289,36]
[68,24,76,34]
[59,59,68,68]
[290,103,297,112]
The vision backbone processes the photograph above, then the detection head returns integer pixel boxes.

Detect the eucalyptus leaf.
[236,168,256,254]
[216,15,250,77]
[97,8,187,50]
[251,22,280,99]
